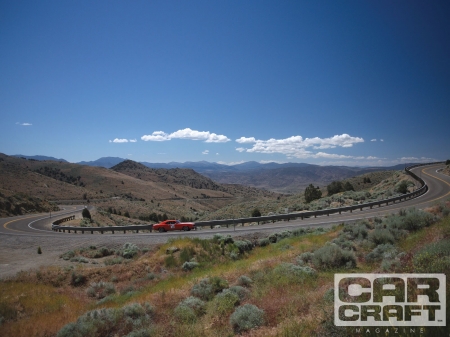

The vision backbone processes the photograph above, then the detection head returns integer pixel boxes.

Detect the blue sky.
[1,1,449,166]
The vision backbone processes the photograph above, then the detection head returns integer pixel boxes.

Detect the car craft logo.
[334,274,446,327]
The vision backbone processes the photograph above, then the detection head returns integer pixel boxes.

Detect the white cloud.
[313,152,355,159]
[259,160,287,164]
[109,138,137,143]
[217,160,246,165]
[141,128,230,143]
[380,139,384,142]
[16,122,32,126]
[110,138,129,143]
[202,150,209,155]
[235,133,364,158]
[141,131,170,141]
[236,137,256,143]
[371,139,377,142]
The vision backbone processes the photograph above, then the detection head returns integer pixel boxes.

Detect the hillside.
[0,154,278,220]
[199,169,413,220]
[202,165,396,194]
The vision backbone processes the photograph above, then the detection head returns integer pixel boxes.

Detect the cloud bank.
[141,128,230,143]
[235,133,364,159]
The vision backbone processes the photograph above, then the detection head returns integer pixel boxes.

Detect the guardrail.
[192,162,441,229]
[52,216,153,234]
[52,215,75,225]
[51,162,442,234]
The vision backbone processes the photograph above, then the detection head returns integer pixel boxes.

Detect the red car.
[153,220,196,232]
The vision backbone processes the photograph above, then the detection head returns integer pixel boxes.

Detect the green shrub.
[86,281,116,299]
[212,234,234,244]
[104,257,124,265]
[70,256,89,263]
[233,240,253,253]
[368,228,395,245]
[146,272,157,280]
[292,228,306,236]
[122,243,140,259]
[191,277,228,301]
[332,237,356,251]
[178,296,206,316]
[296,252,314,265]
[257,238,270,247]
[278,230,293,239]
[60,250,75,260]
[268,234,278,243]
[413,239,450,275]
[100,247,113,256]
[395,180,409,194]
[211,289,240,315]
[274,263,317,279]
[230,304,264,333]
[323,288,334,303]
[228,286,250,301]
[381,258,401,272]
[70,272,86,287]
[400,208,435,231]
[342,223,368,241]
[174,304,197,323]
[443,207,450,217]
[237,275,253,287]
[37,246,42,254]
[182,261,199,271]
[56,302,153,337]
[312,244,356,269]
[365,244,397,262]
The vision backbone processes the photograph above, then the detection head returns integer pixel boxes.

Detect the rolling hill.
[0,154,278,220]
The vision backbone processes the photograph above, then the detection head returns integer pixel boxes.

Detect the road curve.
[0,164,449,278]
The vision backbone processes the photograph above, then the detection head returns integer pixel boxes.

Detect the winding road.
[1,164,449,279]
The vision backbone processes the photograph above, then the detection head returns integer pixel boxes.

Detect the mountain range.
[12,155,410,194]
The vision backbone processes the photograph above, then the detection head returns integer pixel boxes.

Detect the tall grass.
[0,283,87,337]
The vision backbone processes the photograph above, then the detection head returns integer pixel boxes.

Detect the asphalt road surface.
[1,164,449,279]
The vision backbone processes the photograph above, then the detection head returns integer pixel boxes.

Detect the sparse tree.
[251,208,261,217]
[124,211,130,218]
[304,184,322,203]
[82,208,91,219]
[343,182,354,191]
[396,181,409,194]
[327,181,344,196]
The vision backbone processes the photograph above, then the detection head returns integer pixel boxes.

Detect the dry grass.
[0,282,88,337]
[1,214,449,336]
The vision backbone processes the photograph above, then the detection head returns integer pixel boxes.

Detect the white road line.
[28,207,82,231]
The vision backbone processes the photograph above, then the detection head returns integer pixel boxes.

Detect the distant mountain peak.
[13,154,68,162]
